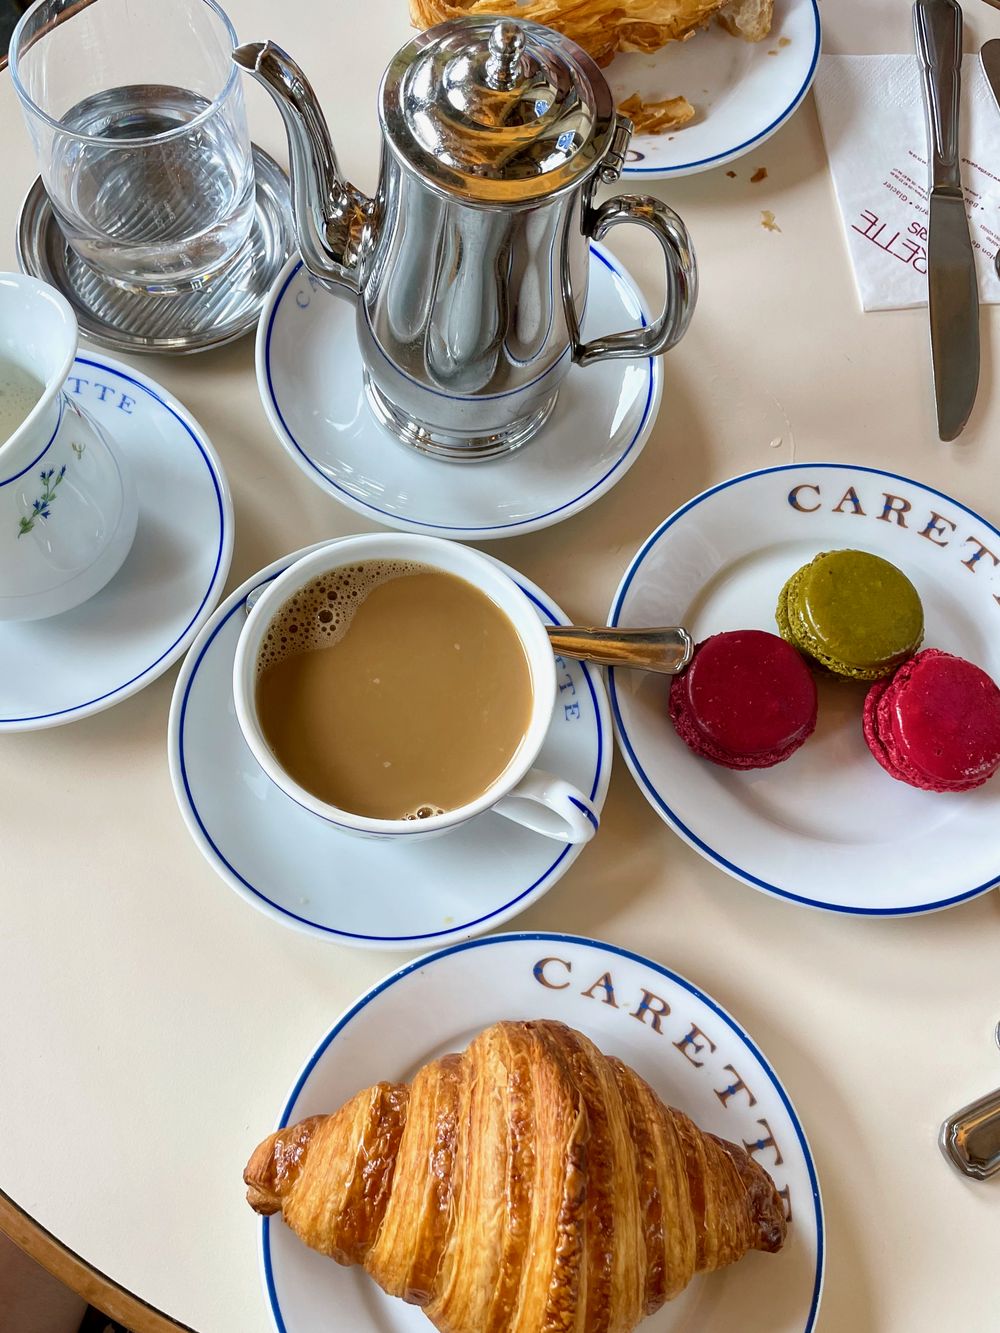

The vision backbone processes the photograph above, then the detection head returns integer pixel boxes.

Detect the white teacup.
[0,272,137,621]
[233,534,600,844]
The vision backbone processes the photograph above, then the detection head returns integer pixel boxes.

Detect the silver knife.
[913,0,980,441]
[981,41,1000,278]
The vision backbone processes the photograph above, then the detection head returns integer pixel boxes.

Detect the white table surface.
[2,1,999,1330]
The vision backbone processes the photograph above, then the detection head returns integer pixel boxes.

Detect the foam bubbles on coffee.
[256,560,429,675]
[254,559,534,822]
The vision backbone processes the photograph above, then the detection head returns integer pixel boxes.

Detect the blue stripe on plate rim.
[621,0,822,176]
[569,794,601,831]
[260,930,824,1333]
[608,461,1000,916]
[173,562,607,939]
[0,354,230,727]
[261,246,656,536]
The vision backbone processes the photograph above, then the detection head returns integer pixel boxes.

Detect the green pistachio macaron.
[776,549,924,681]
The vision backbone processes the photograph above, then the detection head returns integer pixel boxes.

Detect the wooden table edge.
[0,1186,197,1333]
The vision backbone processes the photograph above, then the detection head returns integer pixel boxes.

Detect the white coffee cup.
[232,534,600,844]
[0,272,137,621]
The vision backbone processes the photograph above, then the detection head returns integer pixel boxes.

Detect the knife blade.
[913,0,980,442]
[980,40,1000,279]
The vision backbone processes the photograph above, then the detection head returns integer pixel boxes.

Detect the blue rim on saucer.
[0,353,232,730]
[620,0,821,178]
[608,462,1000,916]
[256,244,660,540]
[260,932,824,1333]
[168,547,611,946]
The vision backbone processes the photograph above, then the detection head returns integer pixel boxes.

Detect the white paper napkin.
[814,54,1000,311]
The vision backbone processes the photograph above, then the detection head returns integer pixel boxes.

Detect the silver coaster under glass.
[16,144,293,356]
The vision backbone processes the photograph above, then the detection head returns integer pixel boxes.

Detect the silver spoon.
[244,583,692,675]
[546,624,692,674]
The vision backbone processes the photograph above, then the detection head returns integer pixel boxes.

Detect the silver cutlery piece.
[977,40,1000,277]
[244,583,692,675]
[940,1021,1000,1180]
[914,0,981,441]
[546,625,692,674]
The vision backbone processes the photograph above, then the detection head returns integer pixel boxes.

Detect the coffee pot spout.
[233,41,374,297]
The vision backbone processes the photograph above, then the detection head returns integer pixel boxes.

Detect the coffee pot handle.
[568,196,698,367]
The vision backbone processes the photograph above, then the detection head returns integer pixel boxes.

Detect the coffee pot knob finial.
[485,20,527,91]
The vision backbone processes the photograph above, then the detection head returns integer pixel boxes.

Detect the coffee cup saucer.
[167,544,612,949]
[0,352,232,731]
[255,244,662,540]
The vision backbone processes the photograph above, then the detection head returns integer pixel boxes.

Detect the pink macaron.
[863,649,1000,793]
[668,630,818,771]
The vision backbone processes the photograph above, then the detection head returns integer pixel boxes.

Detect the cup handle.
[567,188,698,368]
[491,768,599,844]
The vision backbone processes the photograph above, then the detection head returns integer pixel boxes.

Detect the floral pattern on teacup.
[16,443,86,537]
[18,465,66,538]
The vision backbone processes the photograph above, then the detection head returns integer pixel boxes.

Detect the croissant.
[246,1019,786,1333]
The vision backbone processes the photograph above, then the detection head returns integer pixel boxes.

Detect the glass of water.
[10,0,255,294]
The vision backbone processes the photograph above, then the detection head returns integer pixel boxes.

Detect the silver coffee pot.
[235,19,697,460]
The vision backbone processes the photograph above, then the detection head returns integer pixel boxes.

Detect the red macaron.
[668,630,818,770]
[863,648,1000,793]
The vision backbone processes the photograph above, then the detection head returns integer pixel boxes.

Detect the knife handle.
[913,0,964,192]
[941,1086,1000,1180]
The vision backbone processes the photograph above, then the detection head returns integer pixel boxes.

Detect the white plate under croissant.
[253,933,823,1332]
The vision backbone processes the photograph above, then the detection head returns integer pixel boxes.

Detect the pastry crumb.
[726,170,737,178]
[779,36,791,47]
[768,48,778,55]
[761,210,781,232]
[751,167,768,184]
[619,92,694,134]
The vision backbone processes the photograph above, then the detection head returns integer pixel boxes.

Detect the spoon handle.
[546,625,693,674]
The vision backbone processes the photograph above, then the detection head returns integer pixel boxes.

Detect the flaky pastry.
[409,0,773,133]
[246,1019,786,1333]
[619,92,696,134]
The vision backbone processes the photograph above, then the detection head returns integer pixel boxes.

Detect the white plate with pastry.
[250,932,823,1333]
[410,0,820,179]
[609,0,822,178]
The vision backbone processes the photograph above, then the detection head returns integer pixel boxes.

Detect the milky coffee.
[255,560,533,820]
[0,363,44,440]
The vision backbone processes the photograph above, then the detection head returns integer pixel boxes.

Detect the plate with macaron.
[608,464,1000,916]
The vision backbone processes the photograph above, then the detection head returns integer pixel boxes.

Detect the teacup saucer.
[0,353,233,731]
[256,244,662,540]
[167,545,612,948]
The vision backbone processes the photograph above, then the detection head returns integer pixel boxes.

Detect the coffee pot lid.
[380,17,618,204]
